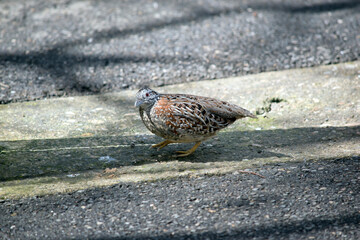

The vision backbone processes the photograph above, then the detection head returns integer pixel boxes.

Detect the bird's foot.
[175,142,202,157]
[151,140,174,150]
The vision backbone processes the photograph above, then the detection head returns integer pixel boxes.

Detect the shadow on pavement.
[1,0,359,103]
[90,155,360,240]
[250,0,360,13]
[0,125,359,181]
[0,1,245,101]
[95,212,360,240]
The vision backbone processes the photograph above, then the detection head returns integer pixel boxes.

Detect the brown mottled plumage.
[135,87,257,157]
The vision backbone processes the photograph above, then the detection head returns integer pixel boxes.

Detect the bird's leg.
[151,139,174,150]
[176,141,202,157]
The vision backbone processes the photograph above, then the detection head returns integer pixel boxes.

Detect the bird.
[135,87,257,157]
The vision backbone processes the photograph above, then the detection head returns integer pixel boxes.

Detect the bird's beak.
[135,99,143,107]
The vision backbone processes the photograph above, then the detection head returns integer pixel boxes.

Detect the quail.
[135,87,257,157]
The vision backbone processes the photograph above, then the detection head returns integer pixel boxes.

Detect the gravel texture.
[1,157,359,239]
[1,0,360,103]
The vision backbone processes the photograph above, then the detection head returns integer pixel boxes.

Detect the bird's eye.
[145,93,150,97]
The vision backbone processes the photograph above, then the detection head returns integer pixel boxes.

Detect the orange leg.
[176,141,202,157]
[151,140,174,150]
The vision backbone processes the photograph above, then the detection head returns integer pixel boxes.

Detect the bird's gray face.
[135,87,159,108]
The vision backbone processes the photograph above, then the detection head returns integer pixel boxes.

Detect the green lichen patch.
[256,97,287,115]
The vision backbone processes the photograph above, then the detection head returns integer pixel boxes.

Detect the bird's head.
[135,87,159,108]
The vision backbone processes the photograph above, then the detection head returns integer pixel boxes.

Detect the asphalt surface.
[1,1,360,239]
[1,157,359,239]
[1,0,360,103]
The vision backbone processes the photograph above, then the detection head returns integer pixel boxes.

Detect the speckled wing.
[163,94,256,119]
[190,95,257,119]
[151,94,245,140]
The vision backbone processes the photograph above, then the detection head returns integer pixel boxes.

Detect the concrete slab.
[0,61,359,199]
